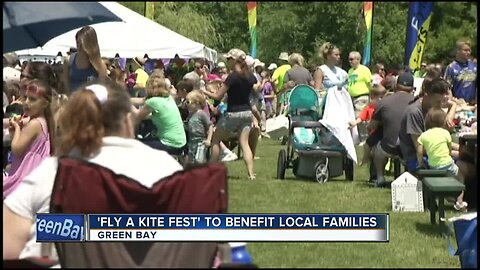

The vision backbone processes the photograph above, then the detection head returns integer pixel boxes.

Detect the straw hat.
[278,52,289,61]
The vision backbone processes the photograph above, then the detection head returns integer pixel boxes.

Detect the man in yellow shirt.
[272,52,291,114]
[347,51,372,117]
[133,55,149,89]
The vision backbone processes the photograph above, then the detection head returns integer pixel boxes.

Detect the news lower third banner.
[36,214,389,242]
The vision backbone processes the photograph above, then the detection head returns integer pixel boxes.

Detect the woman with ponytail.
[202,48,259,180]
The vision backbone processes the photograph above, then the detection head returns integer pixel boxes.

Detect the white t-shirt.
[4,136,183,260]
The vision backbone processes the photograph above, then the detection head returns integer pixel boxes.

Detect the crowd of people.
[2,24,477,264]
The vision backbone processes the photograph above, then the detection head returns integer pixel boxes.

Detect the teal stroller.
[276,84,355,183]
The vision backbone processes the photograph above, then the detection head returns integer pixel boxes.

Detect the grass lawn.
[225,138,461,268]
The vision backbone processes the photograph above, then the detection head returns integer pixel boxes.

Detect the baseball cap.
[224,48,246,61]
[217,62,226,68]
[397,72,414,87]
[268,63,278,70]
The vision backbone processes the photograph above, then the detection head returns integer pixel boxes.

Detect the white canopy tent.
[15,2,217,62]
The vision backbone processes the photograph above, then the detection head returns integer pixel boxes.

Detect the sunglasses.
[25,84,46,98]
[349,58,356,61]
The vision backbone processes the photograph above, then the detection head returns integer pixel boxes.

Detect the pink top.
[4,117,51,198]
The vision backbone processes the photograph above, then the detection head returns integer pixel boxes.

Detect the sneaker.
[222,152,238,162]
[261,132,271,139]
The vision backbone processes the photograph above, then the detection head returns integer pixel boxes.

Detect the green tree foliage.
[120,2,221,51]
[120,2,476,69]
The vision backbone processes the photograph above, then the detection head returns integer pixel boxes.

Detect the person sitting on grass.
[348,84,387,166]
[185,90,213,164]
[416,107,466,211]
[133,76,187,156]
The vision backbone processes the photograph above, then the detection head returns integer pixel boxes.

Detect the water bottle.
[195,142,206,163]
[230,242,253,264]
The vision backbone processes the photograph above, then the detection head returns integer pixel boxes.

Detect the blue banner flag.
[36,214,85,242]
[405,2,434,72]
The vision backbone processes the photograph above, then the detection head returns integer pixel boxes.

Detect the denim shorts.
[217,111,253,136]
[434,161,459,177]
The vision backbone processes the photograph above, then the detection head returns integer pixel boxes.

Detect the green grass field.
[225,138,461,268]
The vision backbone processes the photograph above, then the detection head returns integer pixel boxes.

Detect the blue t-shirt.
[444,59,477,102]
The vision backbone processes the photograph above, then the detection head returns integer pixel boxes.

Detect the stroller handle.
[290,121,323,130]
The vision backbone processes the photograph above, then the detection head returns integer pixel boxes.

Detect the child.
[279,81,296,115]
[417,108,466,211]
[348,84,386,165]
[186,90,214,164]
[262,71,275,118]
[3,79,54,198]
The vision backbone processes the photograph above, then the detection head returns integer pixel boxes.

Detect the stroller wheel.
[277,149,287,180]
[315,162,329,183]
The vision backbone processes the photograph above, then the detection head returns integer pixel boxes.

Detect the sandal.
[248,174,256,180]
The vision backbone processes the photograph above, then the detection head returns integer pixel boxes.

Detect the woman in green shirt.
[134,76,187,155]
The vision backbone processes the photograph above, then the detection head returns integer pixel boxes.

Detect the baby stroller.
[276,84,355,183]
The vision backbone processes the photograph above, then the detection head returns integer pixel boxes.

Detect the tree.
[119,2,477,68]
[120,2,221,51]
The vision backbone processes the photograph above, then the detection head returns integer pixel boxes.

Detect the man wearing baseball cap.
[368,71,416,187]
[272,52,291,114]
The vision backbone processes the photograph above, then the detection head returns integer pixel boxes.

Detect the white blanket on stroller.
[318,65,359,163]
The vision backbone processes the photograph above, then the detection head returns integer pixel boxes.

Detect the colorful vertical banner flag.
[145,2,155,20]
[362,2,373,66]
[247,2,257,58]
[405,2,434,72]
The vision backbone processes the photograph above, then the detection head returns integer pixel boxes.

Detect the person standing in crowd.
[368,72,416,187]
[202,48,258,180]
[184,61,207,91]
[262,70,275,118]
[284,53,313,86]
[185,90,214,164]
[3,80,183,261]
[62,26,107,94]
[314,42,348,92]
[414,62,428,78]
[272,52,291,114]
[444,39,477,104]
[372,63,386,86]
[131,55,149,90]
[4,79,54,198]
[347,51,373,117]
